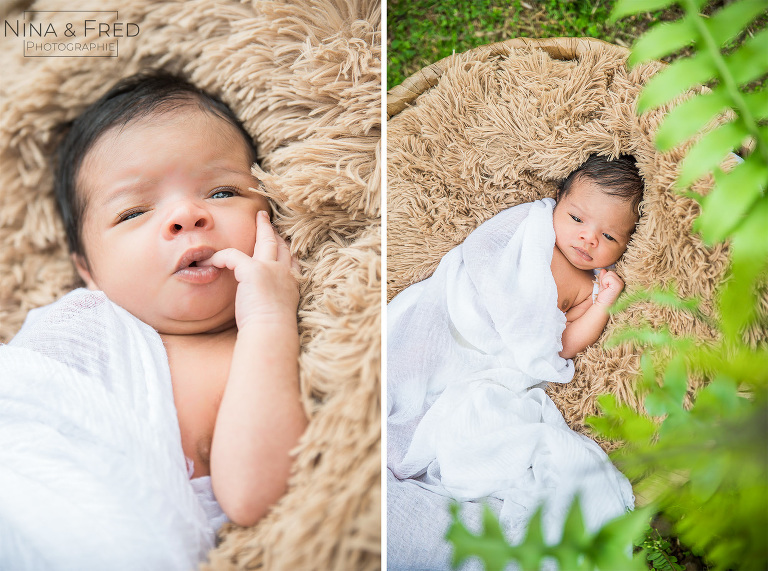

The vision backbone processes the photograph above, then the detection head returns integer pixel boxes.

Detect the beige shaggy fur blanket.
[0,0,380,569]
[387,39,762,448]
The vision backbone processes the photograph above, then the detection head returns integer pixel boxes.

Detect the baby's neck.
[160,324,237,346]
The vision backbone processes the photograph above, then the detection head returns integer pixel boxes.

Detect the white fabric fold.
[0,289,215,570]
[387,199,634,568]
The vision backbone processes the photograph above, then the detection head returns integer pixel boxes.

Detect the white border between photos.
[381,0,388,566]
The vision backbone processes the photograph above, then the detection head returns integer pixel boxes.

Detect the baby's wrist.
[237,311,298,334]
[593,297,617,309]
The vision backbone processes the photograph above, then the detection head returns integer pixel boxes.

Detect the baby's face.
[553,178,637,271]
[74,105,269,334]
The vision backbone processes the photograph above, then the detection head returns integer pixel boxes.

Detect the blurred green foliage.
[447,501,651,571]
[445,0,768,569]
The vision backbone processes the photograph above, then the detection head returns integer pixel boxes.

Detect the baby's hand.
[202,210,299,330]
[595,269,624,307]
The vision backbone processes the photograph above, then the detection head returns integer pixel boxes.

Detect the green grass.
[387,0,766,91]
[387,0,673,89]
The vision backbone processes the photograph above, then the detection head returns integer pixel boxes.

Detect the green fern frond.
[693,152,768,243]
[676,122,748,187]
[447,500,651,571]
[637,51,715,112]
[628,18,695,66]
[703,0,767,47]
[717,198,768,340]
[654,89,729,151]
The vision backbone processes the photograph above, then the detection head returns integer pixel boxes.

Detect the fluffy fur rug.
[387,39,759,447]
[0,1,380,569]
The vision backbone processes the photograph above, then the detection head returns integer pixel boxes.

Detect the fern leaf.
[591,507,653,571]
[446,503,512,571]
[654,89,730,151]
[628,19,695,67]
[562,496,587,544]
[515,506,548,571]
[693,153,768,244]
[589,393,658,443]
[727,26,768,86]
[611,0,677,22]
[663,355,688,410]
[637,52,715,113]
[645,385,676,417]
[692,375,743,419]
[609,284,701,314]
[743,90,768,121]
[605,325,677,349]
[639,352,658,393]
[676,121,747,188]
[704,0,768,48]
[718,197,768,340]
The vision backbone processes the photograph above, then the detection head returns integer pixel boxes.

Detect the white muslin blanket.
[387,199,634,569]
[0,289,215,570]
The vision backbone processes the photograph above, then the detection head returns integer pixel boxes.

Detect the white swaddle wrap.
[0,289,216,570]
[387,199,634,569]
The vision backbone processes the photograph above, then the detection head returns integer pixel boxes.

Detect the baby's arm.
[559,269,624,359]
[204,210,306,527]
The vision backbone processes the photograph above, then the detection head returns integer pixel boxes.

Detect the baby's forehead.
[76,104,255,201]
[114,103,246,146]
[82,104,248,166]
[570,180,636,209]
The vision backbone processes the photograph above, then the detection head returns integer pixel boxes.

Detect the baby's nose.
[581,227,598,246]
[165,202,212,237]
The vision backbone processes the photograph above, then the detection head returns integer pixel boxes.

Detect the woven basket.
[388,37,627,118]
[385,36,730,447]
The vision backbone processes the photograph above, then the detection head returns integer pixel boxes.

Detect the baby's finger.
[199,248,252,272]
[254,210,278,261]
[276,233,291,265]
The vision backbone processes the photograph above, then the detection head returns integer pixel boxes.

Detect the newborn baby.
[54,72,307,528]
[550,155,643,358]
[387,154,643,571]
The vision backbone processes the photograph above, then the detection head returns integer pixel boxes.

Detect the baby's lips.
[174,246,216,272]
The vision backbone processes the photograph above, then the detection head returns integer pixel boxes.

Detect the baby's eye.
[117,209,145,223]
[569,214,582,223]
[210,187,239,199]
[603,233,616,242]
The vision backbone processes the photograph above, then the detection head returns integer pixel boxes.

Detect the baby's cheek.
[242,222,259,256]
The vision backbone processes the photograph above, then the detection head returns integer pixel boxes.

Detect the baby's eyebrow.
[97,163,255,207]
[207,164,259,182]
[100,178,156,207]
[607,226,632,242]
[215,165,250,176]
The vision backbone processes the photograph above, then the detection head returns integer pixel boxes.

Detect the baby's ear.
[71,254,98,290]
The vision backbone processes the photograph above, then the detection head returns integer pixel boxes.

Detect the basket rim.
[387,36,630,119]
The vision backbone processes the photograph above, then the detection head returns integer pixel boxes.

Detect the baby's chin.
[141,301,238,336]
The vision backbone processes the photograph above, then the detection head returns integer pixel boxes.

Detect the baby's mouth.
[174,247,216,273]
[573,247,593,262]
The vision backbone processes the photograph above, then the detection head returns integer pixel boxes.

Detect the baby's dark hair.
[54,71,257,259]
[557,155,644,216]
